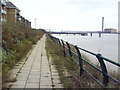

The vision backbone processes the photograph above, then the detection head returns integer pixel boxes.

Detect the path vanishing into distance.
[7,34,63,88]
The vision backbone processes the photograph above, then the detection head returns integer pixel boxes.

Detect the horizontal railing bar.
[66,53,69,56]
[78,47,97,56]
[71,50,78,56]
[66,53,79,65]
[77,47,120,67]
[70,58,79,65]
[100,56,120,67]
[83,68,104,87]
[108,74,120,84]
[65,46,68,49]
[81,57,103,73]
[65,45,79,56]
[77,46,120,68]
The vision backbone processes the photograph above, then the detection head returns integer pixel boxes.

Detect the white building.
[104,28,117,33]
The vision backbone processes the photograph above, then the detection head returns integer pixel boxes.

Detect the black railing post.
[54,37,57,42]
[96,54,109,87]
[74,45,84,76]
[56,38,58,42]
[58,39,61,46]
[66,42,72,57]
[61,40,66,57]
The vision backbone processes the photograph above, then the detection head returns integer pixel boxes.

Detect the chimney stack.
[102,17,104,32]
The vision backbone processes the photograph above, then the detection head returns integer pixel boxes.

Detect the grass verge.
[45,35,120,88]
[46,35,74,88]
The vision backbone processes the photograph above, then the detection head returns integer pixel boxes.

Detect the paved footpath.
[8,34,63,89]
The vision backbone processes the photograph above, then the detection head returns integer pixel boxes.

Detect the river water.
[52,33,119,73]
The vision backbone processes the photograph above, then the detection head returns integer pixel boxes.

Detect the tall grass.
[46,36,74,88]
[2,21,45,85]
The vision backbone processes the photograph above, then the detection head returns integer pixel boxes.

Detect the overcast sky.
[10,0,119,31]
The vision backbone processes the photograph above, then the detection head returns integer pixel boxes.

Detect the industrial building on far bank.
[104,28,117,33]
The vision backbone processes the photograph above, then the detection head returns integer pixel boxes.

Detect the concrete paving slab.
[40,78,51,81]
[40,80,52,85]
[12,81,26,87]
[22,65,32,68]
[53,80,62,84]
[51,70,58,73]
[40,85,52,88]
[52,76,60,79]
[54,84,64,88]
[29,72,40,75]
[25,83,39,88]
[31,67,40,70]
[10,85,25,88]
[24,88,39,90]
[52,73,59,76]
[28,75,40,79]
[20,70,30,73]
[16,77,28,81]
[27,78,39,83]
[17,73,29,77]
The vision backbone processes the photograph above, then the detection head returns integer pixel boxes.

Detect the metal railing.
[48,34,120,87]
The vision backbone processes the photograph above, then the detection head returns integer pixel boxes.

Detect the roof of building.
[6,1,20,11]
[104,28,117,30]
[1,0,7,6]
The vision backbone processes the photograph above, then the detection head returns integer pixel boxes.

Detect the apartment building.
[6,1,31,27]
[20,16,31,27]
[0,0,31,27]
[6,1,20,22]
[25,19,31,27]
[1,0,7,22]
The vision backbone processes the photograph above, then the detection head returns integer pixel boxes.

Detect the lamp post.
[34,18,36,29]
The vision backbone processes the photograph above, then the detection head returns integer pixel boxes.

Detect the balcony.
[1,18,6,22]
[1,0,6,6]
[1,9,6,14]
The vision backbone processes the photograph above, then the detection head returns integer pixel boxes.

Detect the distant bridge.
[46,31,118,37]
[46,31,118,34]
